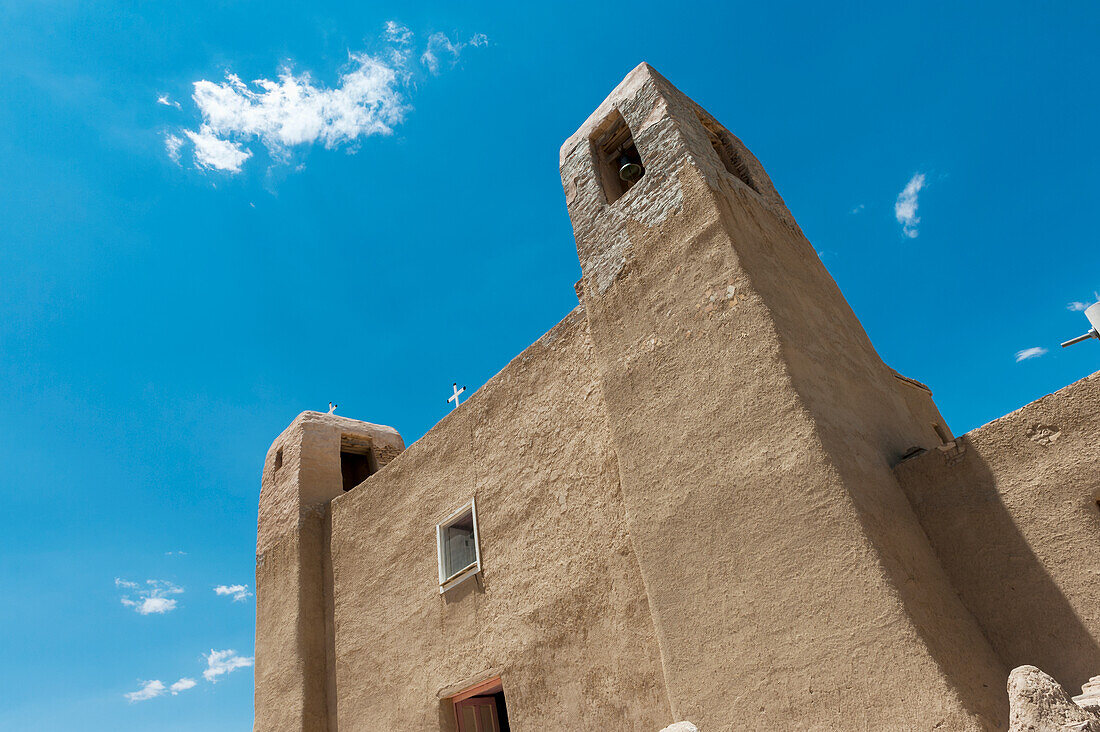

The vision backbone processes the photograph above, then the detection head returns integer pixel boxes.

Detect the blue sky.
[1,1,1098,729]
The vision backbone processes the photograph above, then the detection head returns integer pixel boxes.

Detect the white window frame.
[436,498,482,594]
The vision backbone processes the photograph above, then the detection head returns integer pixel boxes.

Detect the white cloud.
[125,680,166,703]
[164,134,183,164]
[124,676,195,702]
[850,203,865,214]
[213,584,252,602]
[165,23,485,174]
[894,173,926,238]
[184,127,252,173]
[164,550,187,556]
[157,94,181,110]
[116,578,183,615]
[421,32,487,74]
[384,21,413,45]
[170,677,197,695]
[136,596,177,614]
[203,649,253,682]
[1015,346,1048,362]
[1068,296,1097,312]
[177,53,405,174]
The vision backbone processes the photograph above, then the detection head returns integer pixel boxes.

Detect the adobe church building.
[254,64,1100,731]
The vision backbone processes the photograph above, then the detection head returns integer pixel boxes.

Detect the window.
[695,111,758,193]
[452,677,510,732]
[340,434,377,492]
[437,499,482,593]
[590,110,644,204]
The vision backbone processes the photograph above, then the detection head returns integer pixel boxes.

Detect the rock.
[1008,665,1100,731]
[1074,676,1100,712]
[658,723,698,732]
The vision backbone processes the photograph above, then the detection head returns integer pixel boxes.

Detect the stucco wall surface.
[327,307,672,731]
[256,415,405,732]
[895,371,1100,694]
[560,63,1007,730]
[253,62,1100,732]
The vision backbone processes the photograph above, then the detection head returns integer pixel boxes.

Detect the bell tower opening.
[590,109,644,204]
[696,110,758,193]
[340,434,377,492]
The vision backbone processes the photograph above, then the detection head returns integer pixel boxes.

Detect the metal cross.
[448,383,467,410]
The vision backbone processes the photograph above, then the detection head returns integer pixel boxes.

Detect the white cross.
[448,383,466,410]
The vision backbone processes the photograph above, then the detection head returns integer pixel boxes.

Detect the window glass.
[443,513,477,578]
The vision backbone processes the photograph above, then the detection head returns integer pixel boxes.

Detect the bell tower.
[560,63,1008,728]
[254,412,404,732]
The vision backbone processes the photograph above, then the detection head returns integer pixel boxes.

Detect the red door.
[454,696,500,732]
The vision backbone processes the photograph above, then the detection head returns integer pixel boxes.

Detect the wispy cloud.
[116,578,183,615]
[124,676,195,703]
[164,550,187,556]
[1015,346,1048,362]
[183,127,252,172]
[895,173,926,238]
[1068,295,1097,312]
[166,21,485,174]
[156,94,181,110]
[164,134,183,164]
[169,678,197,695]
[125,680,166,703]
[203,649,253,682]
[384,20,413,45]
[850,203,865,215]
[213,584,252,602]
[421,31,487,74]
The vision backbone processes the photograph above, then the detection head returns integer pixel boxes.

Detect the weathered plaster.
[327,308,671,730]
[562,62,1006,730]
[895,372,1100,693]
[254,63,1100,732]
[255,414,404,732]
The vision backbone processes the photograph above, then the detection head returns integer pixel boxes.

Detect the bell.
[618,154,643,183]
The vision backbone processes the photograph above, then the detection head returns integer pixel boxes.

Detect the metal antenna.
[1061,302,1100,348]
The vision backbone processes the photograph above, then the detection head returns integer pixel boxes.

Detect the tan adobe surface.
[254,63,1100,731]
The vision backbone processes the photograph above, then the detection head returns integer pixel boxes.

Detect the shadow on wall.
[705,170,1099,724]
[895,437,1100,698]
[710,179,1011,725]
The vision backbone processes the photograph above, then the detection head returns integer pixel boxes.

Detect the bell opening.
[590,110,645,204]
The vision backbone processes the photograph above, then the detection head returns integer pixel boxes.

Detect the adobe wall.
[255,414,404,732]
[326,307,672,731]
[560,63,1009,729]
[895,371,1100,693]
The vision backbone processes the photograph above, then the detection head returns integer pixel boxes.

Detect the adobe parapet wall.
[325,306,672,730]
[895,370,1100,693]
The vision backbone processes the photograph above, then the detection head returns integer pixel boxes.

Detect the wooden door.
[455,696,499,732]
